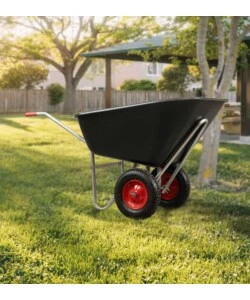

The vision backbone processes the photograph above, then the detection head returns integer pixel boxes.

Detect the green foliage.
[47,83,65,105]
[0,67,23,89]
[0,115,250,283]
[157,64,188,92]
[157,63,197,93]
[229,84,236,92]
[195,87,202,97]
[237,42,250,69]
[130,17,219,63]
[136,17,250,69]
[120,79,156,91]
[0,62,48,89]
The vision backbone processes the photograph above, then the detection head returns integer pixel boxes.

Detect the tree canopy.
[0,61,48,89]
[0,16,160,113]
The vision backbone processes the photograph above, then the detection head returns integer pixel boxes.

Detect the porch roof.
[82,34,192,63]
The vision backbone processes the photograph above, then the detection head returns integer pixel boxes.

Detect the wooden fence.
[0,89,196,114]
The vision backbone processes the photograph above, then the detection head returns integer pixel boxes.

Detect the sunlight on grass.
[219,146,238,155]
[193,143,202,151]
[0,114,250,283]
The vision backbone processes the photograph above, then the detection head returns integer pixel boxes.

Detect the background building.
[40,61,168,91]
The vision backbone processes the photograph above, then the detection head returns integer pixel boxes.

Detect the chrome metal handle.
[25,111,86,143]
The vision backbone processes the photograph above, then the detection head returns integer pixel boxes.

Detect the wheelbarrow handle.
[25,112,44,117]
[25,112,38,117]
[25,111,86,143]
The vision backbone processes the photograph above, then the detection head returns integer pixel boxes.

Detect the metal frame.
[90,151,124,210]
[156,118,208,194]
[32,112,86,143]
[25,112,208,211]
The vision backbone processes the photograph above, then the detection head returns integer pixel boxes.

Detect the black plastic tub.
[76,98,225,167]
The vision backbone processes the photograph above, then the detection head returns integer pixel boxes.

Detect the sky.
[1,0,249,17]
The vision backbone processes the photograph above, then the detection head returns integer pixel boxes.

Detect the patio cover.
[82,34,195,109]
[82,34,250,137]
[83,34,190,63]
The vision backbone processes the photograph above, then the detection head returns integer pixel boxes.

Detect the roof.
[82,34,191,63]
[84,35,170,56]
[243,34,250,42]
[83,33,250,64]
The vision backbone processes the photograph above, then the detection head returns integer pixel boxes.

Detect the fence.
[0,89,196,114]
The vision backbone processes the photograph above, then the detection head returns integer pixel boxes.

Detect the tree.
[0,61,48,110]
[0,16,160,114]
[0,61,48,89]
[0,65,23,89]
[157,63,198,93]
[196,17,250,186]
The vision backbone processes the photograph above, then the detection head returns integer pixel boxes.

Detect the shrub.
[120,79,156,91]
[229,84,236,92]
[47,83,65,105]
[157,64,189,93]
[195,88,202,97]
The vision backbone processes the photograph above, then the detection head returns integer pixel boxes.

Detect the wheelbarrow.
[25,98,225,219]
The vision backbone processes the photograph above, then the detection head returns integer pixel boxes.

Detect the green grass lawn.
[0,114,250,284]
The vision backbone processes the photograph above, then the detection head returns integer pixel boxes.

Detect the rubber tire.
[114,168,160,219]
[151,166,190,208]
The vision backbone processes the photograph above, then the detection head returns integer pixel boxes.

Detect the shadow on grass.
[0,144,122,219]
[193,194,250,238]
[0,118,31,131]
[219,143,250,159]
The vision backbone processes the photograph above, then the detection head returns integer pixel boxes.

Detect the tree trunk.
[196,17,239,186]
[196,16,221,186]
[63,73,77,114]
[25,89,29,112]
[196,17,210,97]
[196,106,224,186]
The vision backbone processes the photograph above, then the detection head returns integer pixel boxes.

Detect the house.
[40,61,168,91]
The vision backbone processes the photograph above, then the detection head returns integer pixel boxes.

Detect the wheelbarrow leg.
[90,151,126,210]
[120,160,125,173]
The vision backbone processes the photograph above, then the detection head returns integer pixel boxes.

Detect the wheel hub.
[130,191,138,199]
[161,173,180,201]
[122,180,148,210]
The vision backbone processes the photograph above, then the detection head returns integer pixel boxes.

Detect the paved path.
[220,132,250,145]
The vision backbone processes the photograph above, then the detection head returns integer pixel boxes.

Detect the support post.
[238,67,250,138]
[105,58,112,108]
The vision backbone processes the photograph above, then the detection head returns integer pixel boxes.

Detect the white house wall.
[40,61,167,90]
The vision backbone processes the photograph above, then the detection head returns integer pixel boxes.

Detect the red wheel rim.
[161,173,180,201]
[122,180,148,210]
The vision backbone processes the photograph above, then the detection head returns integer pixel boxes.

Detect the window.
[146,62,158,76]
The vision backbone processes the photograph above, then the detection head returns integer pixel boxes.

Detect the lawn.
[0,114,250,284]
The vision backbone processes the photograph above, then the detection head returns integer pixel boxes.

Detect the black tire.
[151,166,190,208]
[114,168,160,219]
